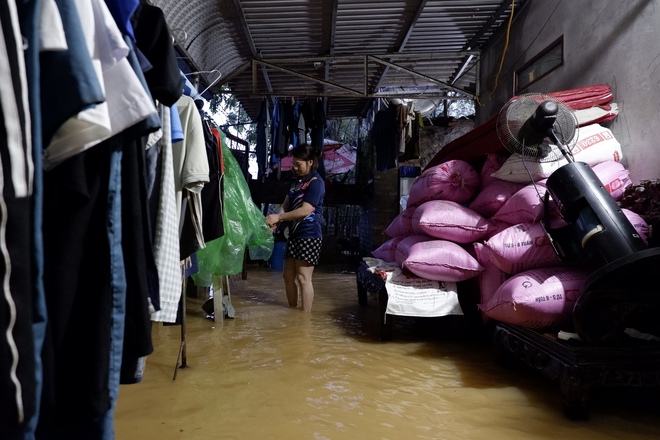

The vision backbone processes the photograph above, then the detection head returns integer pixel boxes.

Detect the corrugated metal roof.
[151,0,526,120]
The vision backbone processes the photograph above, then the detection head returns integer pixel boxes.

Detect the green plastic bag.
[192,132,273,286]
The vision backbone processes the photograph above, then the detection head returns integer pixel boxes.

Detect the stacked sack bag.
[372,122,651,331]
[372,159,489,284]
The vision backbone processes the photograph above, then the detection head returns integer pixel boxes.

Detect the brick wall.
[369,168,400,252]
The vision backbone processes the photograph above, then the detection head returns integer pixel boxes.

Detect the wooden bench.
[356,262,393,341]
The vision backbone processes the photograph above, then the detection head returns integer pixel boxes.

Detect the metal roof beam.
[449,0,523,94]
[217,61,251,86]
[371,0,428,93]
[257,51,479,65]
[236,90,469,100]
[461,0,518,51]
[323,0,339,116]
[232,0,274,98]
[253,60,364,96]
[249,57,476,99]
[369,55,475,97]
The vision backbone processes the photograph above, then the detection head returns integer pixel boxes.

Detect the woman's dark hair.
[290,143,320,170]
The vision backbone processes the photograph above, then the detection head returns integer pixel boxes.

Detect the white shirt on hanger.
[43,0,157,170]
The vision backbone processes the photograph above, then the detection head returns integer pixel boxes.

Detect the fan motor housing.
[545,162,646,266]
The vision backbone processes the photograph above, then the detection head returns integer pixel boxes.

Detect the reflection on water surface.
[115,265,660,440]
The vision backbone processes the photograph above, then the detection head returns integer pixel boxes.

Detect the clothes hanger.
[199,72,223,96]
[182,69,221,77]
[182,70,223,96]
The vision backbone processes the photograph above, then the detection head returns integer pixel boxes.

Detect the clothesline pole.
[173,276,189,380]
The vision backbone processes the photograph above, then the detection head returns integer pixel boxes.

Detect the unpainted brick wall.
[369,168,400,253]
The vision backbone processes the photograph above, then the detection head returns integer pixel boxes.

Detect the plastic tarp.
[193,131,274,286]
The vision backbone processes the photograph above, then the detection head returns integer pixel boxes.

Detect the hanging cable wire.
[488,0,516,100]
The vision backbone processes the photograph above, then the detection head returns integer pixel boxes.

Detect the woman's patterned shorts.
[285,237,322,266]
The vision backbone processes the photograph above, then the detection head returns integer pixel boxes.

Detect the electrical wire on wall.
[484,0,516,103]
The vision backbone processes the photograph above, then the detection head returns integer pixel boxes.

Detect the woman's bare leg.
[283,257,298,307]
[295,260,316,312]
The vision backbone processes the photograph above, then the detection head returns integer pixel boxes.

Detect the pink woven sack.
[394,234,433,265]
[483,219,511,240]
[469,179,526,218]
[622,208,649,244]
[479,266,592,329]
[591,160,631,201]
[483,222,562,274]
[492,182,549,224]
[383,207,416,238]
[411,200,494,243]
[480,152,509,187]
[371,236,404,262]
[403,239,484,282]
[406,160,480,208]
[473,243,509,322]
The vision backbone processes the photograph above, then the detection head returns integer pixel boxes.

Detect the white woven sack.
[491,123,623,183]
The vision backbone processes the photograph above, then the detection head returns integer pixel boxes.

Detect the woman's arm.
[266,196,293,228]
[265,201,314,227]
[275,201,314,222]
[280,196,290,213]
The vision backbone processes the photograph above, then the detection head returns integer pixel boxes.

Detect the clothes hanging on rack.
[255,98,269,180]
[1,0,248,437]
[173,94,209,261]
[311,99,326,178]
[36,0,166,438]
[39,0,105,155]
[43,0,157,171]
[398,103,422,162]
[10,0,48,437]
[301,98,314,142]
[132,3,182,107]
[201,120,225,243]
[372,103,400,171]
[372,100,422,170]
[0,1,37,434]
[274,99,293,158]
[1,0,198,438]
[149,105,182,324]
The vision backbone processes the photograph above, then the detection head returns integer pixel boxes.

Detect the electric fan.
[496,94,660,344]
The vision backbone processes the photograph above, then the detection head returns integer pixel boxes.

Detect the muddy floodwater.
[114,265,660,440]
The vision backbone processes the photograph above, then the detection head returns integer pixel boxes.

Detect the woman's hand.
[265,213,280,231]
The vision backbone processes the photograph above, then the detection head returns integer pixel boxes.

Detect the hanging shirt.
[255,98,268,180]
[150,105,183,323]
[173,94,210,259]
[39,0,105,150]
[0,0,36,431]
[133,3,183,107]
[44,0,157,170]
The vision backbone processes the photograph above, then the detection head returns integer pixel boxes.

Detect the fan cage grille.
[496,94,578,163]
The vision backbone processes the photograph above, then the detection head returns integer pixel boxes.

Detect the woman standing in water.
[266,144,325,312]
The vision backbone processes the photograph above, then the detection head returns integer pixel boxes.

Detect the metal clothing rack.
[173,274,232,380]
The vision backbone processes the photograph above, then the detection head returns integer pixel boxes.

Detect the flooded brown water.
[115,264,660,440]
